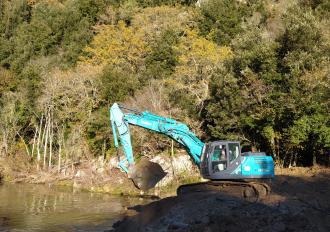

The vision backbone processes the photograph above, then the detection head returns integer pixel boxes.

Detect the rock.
[75,170,86,178]
[168,222,189,230]
[73,181,82,189]
[151,153,196,187]
[273,221,286,232]
[109,157,119,169]
[97,167,105,174]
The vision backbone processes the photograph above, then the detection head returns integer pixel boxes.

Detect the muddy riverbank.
[0,153,199,197]
[112,167,330,232]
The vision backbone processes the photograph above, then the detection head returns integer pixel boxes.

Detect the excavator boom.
[110,103,205,190]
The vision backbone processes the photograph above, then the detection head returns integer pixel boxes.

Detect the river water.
[0,183,147,232]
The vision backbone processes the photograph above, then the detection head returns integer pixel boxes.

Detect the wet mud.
[112,168,330,232]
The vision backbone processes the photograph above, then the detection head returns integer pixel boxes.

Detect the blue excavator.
[110,103,274,197]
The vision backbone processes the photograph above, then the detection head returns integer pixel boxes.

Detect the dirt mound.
[112,167,330,232]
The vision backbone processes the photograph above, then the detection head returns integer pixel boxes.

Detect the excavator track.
[177,180,271,201]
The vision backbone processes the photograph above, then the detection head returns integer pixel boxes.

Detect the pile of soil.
[112,167,330,232]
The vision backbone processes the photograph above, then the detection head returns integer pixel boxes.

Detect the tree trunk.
[1,129,8,156]
[313,152,317,166]
[36,115,44,169]
[16,132,30,157]
[48,117,53,169]
[31,125,38,158]
[58,142,62,173]
[293,153,297,167]
[43,112,50,169]
[288,152,294,168]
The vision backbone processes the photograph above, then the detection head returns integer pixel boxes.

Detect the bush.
[1,0,108,71]
[145,29,179,80]
[198,0,265,45]
[99,65,140,105]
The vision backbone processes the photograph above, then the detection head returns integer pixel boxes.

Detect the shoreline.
[1,165,329,231]
[111,166,330,231]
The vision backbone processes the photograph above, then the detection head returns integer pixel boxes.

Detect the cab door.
[209,143,228,173]
[228,142,240,164]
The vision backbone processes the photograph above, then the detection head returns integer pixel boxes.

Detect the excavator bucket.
[128,158,167,191]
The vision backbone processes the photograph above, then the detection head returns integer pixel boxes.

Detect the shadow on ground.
[110,170,330,232]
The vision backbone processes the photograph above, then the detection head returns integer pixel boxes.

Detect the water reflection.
[0,183,146,232]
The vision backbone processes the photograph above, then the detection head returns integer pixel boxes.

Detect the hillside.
[0,0,329,182]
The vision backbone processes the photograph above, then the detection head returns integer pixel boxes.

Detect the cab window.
[228,143,240,162]
[211,146,221,161]
[211,145,227,172]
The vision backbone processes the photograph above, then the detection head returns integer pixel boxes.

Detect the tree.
[204,6,330,166]
[145,29,179,80]
[131,5,197,42]
[198,0,265,45]
[1,0,108,71]
[0,67,16,98]
[98,65,140,105]
[81,21,148,73]
[169,29,232,116]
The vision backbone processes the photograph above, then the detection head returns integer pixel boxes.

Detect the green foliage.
[0,0,108,71]
[99,65,140,105]
[18,62,43,107]
[0,0,329,168]
[299,0,330,18]
[203,65,245,140]
[86,107,113,155]
[145,29,178,80]
[0,0,32,38]
[277,7,327,77]
[198,0,265,45]
[136,0,196,7]
[204,6,330,166]
[0,67,17,99]
[10,20,55,71]
[287,114,330,165]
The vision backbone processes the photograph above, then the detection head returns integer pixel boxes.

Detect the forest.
[0,0,329,175]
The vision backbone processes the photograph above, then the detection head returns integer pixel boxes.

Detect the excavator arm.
[110,103,205,170]
[110,103,205,189]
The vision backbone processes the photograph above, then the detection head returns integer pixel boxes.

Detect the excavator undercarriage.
[177,180,271,200]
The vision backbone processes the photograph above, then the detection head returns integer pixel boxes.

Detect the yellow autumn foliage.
[176,29,233,66]
[168,29,233,105]
[80,21,148,73]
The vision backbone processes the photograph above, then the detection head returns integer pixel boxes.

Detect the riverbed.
[0,183,150,232]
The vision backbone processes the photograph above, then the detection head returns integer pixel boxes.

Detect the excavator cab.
[200,141,274,180]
